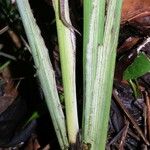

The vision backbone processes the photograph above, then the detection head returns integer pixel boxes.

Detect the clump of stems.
[16,0,123,149]
[82,0,123,149]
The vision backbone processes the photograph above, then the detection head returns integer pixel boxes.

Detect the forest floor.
[0,0,150,149]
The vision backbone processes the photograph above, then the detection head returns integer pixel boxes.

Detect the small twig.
[113,89,150,146]
[42,144,50,150]
[128,130,140,141]
[20,36,31,53]
[137,37,150,53]
[0,61,11,71]
[119,120,129,150]
[145,91,150,141]
[0,52,16,60]
[143,103,148,150]
[15,79,21,90]
[0,26,9,35]
[107,125,126,147]
[144,104,147,138]
[12,77,26,81]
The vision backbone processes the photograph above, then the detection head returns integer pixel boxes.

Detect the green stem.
[82,0,123,149]
[82,0,106,144]
[52,0,79,145]
[16,0,69,149]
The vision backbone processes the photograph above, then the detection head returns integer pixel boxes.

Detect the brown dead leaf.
[121,0,150,25]
[24,134,41,150]
[117,36,140,54]
[0,66,18,113]
[7,29,22,49]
